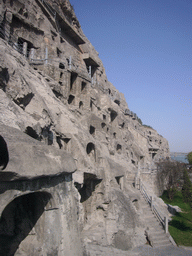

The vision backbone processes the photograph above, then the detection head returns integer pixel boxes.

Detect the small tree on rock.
[187,152,192,165]
[156,160,185,201]
[182,169,192,210]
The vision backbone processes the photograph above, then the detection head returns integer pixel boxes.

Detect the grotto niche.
[0,192,51,256]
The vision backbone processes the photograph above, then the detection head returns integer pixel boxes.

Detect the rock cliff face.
[0,0,170,255]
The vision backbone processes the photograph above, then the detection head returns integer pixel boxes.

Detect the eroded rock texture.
[0,0,170,255]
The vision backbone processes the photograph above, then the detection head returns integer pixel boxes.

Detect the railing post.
[45,47,48,64]
[164,216,168,233]
[89,65,92,78]
[23,42,28,57]
[69,56,72,70]
[29,48,34,61]
[150,196,153,211]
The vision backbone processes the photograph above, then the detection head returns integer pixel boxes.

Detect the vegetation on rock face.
[156,160,185,200]
[137,117,142,125]
[135,115,153,129]
[142,124,153,129]
[187,152,192,165]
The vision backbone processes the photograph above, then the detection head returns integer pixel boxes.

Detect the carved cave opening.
[90,100,93,111]
[114,99,120,106]
[115,176,124,190]
[13,92,34,109]
[0,15,5,40]
[18,8,28,18]
[119,122,125,129]
[56,136,71,151]
[101,122,106,129]
[89,126,95,135]
[0,135,9,170]
[59,63,65,69]
[79,101,83,109]
[17,37,34,58]
[86,142,96,162]
[78,173,102,203]
[57,48,62,58]
[68,94,75,105]
[81,81,86,91]
[116,144,122,154]
[152,152,157,159]
[60,72,63,79]
[25,126,40,140]
[86,65,96,78]
[70,72,77,91]
[0,67,9,90]
[110,110,117,122]
[52,89,63,99]
[41,126,54,145]
[0,192,51,256]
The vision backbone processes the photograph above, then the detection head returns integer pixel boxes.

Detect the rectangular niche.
[70,72,77,91]
[56,136,71,152]
[81,81,86,92]
[115,176,124,190]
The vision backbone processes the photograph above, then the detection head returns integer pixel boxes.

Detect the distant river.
[170,152,189,164]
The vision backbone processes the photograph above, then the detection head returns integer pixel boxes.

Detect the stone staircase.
[85,244,138,256]
[139,193,173,248]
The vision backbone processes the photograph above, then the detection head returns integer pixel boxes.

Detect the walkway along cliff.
[0,0,170,255]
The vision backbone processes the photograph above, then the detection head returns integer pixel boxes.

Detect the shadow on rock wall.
[0,191,51,256]
[0,135,9,170]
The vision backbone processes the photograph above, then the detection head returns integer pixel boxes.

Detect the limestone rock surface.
[0,0,170,255]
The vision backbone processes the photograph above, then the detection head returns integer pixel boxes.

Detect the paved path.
[132,245,192,256]
[86,243,192,255]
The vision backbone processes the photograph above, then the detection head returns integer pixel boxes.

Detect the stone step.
[137,192,174,249]
[150,232,167,238]
[85,243,138,256]
[151,230,167,236]
[153,240,172,248]
[146,221,162,228]
[154,238,170,244]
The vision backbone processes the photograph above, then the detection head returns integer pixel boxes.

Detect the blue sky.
[70,0,192,153]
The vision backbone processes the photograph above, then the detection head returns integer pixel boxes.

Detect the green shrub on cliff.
[187,152,192,165]
[156,160,184,201]
[182,169,192,210]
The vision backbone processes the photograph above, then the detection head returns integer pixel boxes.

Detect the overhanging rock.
[0,124,76,180]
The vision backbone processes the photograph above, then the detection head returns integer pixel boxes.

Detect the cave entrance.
[86,142,96,162]
[0,191,51,255]
[0,16,5,40]
[0,135,9,170]
[78,173,102,203]
[109,109,117,122]
[70,72,77,91]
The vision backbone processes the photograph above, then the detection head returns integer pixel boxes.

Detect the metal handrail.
[39,0,56,18]
[139,180,167,231]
